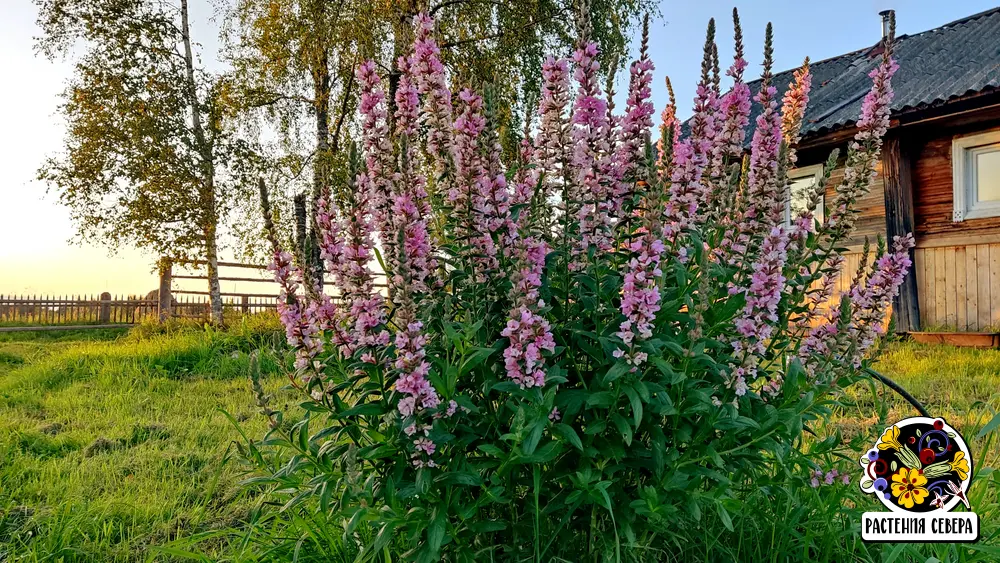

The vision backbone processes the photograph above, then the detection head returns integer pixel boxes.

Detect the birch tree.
[36,0,251,323]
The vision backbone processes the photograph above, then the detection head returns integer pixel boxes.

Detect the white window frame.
[952,130,1000,222]
[785,164,825,227]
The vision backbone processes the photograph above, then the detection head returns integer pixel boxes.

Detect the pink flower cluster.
[394,321,440,417]
[315,184,387,358]
[570,41,614,263]
[410,14,452,168]
[616,229,664,367]
[780,60,812,161]
[855,59,899,143]
[845,234,914,362]
[710,13,750,180]
[744,82,783,228]
[613,44,655,205]
[729,226,789,396]
[733,226,790,355]
[799,234,914,376]
[710,59,750,177]
[656,77,679,180]
[267,248,324,370]
[501,305,556,388]
[535,57,572,199]
[664,75,716,235]
[357,61,396,269]
[810,468,851,488]
[502,237,554,388]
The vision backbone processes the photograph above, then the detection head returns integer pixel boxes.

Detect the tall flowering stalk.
[451,89,487,241]
[616,226,664,368]
[317,150,388,358]
[825,56,899,241]
[526,56,572,230]
[613,15,655,213]
[357,61,397,272]
[569,38,614,263]
[394,58,434,227]
[261,181,328,372]
[780,58,812,169]
[801,235,914,377]
[656,76,679,182]
[730,225,790,395]
[742,24,783,232]
[410,13,453,180]
[709,9,751,184]
[663,20,719,238]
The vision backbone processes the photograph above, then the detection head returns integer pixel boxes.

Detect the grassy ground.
[838,340,1000,439]
[0,319,290,562]
[0,326,998,561]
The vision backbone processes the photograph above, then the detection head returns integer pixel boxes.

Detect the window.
[786,164,824,227]
[952,130,1000,222]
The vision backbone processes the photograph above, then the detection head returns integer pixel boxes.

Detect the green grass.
[0,318,292,562]
[2,328,999,561]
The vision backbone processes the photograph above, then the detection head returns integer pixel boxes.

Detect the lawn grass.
[1,328,998,561]
[0,318,292,562]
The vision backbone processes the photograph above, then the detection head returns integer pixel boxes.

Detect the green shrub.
[225,10,930,562]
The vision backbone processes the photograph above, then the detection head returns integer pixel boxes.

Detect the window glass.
[788,173,819,219]
[975,148,1000,202]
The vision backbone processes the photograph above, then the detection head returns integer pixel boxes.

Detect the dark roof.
[744,6,1000,140]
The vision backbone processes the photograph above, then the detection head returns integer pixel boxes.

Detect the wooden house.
[761,7,1000,332]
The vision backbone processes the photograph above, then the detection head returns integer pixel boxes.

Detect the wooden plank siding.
[909,242,1000,331]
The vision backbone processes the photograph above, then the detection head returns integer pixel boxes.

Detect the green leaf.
[623,385,643,427]
[435,471,482,487]
[338,403,384,418]
[584,420,607,435]
[716,502,734,532]
[611,413,633,446]
[478,444,505,457]
[587,391,616,408]
[460,346,497,376]
[469,520,507,533]
[428,508,446,552]
[553,423,583,450]
[604,361,630,385]
[976,411,1000,439]
[523,419,546,455]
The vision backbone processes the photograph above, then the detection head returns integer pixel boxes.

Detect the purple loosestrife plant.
[247,10,912,561]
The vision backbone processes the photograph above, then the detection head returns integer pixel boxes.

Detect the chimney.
[879,9,894,40]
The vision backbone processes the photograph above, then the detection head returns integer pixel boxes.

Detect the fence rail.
[0,294,157,325]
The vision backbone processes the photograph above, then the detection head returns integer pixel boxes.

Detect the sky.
[1,0,998,295]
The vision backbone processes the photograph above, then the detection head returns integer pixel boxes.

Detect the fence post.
[158,257,173,322]
[241,294,250,314]
[99,292,111,323]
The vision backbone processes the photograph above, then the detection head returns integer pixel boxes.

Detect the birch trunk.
[180,0,223,323]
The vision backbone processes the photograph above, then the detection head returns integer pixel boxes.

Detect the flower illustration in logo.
[890,467,928,509]
[858,417,973,513]
[877,426,902,451]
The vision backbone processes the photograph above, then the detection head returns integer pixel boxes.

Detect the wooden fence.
[0,293,156,326]
[2,257,386,330]
[158,257,388,322]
